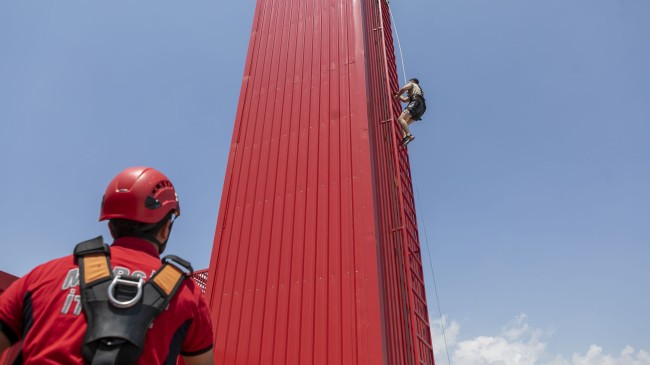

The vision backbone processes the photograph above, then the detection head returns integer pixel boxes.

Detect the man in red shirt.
[0,167,214,365]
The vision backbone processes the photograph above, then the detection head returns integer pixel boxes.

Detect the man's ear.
[108,221,117,239]
[156,218,173,243]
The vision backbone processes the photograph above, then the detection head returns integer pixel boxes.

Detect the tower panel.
[206,0,434,364]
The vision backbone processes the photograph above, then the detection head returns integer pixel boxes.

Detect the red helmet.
[99,167,180,224]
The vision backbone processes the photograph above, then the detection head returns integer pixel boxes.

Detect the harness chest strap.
[73,236,193,365]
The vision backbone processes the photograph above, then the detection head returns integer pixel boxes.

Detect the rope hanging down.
[388,5,452,365]
[389,7,408,85]
[416,183,452,365]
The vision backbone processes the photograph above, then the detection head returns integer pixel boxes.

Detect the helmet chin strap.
[147,219,175,255]
[146,236,166,255]
[154,237,168,255]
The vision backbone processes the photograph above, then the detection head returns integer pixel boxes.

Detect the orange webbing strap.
[149,255,193,299]
[82,253,112,284]
[73,236,112,287]
[152,264,183,296]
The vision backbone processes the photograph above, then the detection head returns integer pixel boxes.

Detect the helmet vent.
[151,180,172,195]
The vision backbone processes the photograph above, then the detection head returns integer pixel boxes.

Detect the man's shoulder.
[12,253,77,291]
[178,276,204,302]
[30,254,76,275]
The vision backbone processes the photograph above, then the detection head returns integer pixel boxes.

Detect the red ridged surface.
[206,0,433,364]
[363,1,434,363]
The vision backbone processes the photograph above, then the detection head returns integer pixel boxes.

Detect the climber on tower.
[394,78,427,147]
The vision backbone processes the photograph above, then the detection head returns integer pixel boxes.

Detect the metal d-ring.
[107,275,144,309]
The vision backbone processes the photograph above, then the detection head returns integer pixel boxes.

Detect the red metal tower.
[205,0,433,364]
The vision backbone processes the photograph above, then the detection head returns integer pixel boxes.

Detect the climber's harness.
[409,83,426,103]
[73,236,193,365]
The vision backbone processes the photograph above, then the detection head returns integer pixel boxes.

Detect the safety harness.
[410,83,426,102]
[73,236,193,365]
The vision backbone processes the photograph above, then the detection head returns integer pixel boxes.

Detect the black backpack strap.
[74,237,191,365]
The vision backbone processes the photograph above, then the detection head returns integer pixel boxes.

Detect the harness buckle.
[107,275,144,309]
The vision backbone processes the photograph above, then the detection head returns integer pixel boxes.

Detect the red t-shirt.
[0,237,213,364]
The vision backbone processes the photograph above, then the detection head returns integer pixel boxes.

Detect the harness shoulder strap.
[74,236,110,256]
[74,236,112,289]
[147,255,193,306]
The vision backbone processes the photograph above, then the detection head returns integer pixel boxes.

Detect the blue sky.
[1,1,648,364]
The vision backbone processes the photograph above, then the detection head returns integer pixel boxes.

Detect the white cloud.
[430,314,460,351]
[566,345,650,365]
[429,314,650,365]
[451,313,545,365]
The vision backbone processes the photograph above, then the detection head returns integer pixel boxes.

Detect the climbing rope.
[388,5,453,365]
[415,183,452,365]
[388,7,408,85]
